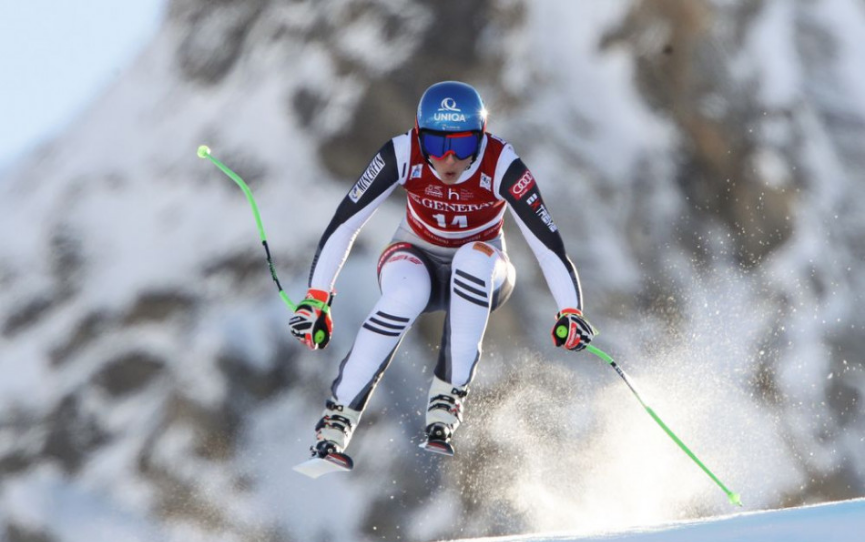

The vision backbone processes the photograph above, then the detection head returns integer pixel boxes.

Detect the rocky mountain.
[2,1,864,541]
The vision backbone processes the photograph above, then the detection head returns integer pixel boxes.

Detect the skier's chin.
[441,171,460,184]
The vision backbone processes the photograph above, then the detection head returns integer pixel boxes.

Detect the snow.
[742,1,801,108]
[449,498,865,542]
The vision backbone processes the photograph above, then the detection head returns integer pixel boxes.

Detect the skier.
[289,81,595,467]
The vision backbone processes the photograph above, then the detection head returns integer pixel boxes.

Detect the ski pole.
[196,146,331,345]
[556,327,742,506]
[197,145,298,312]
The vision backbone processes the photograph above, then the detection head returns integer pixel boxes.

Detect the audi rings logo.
[508,171,536,200]
[439,97,461,112]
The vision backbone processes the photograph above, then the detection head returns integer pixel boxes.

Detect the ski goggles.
[419,130,481,160]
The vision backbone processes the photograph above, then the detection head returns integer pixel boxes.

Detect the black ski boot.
[419,377,468,456]
[421,422,456,456]
[305,399,360,471]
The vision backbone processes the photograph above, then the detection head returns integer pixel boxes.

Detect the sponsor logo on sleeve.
[535,204,558,232]
[349,153,386,202]
[509,170,535,200]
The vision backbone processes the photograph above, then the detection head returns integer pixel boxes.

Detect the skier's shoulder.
[356,130,414,185]
[481,133,527,199]
[479,132,512,157]
[371,130,412,160]
[384,129,415,173]
[392,129,414,149]
[481,132,521,170]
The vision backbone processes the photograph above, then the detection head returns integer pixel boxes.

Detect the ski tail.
[419,439,455,456]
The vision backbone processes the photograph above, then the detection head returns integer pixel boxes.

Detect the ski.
[419,439,455,456]
[293,452,354,479]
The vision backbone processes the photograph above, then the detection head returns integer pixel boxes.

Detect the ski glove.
[552,308,596,352]
[289,288,334,350]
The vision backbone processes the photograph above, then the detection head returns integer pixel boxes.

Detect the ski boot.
[294,399,360,478]
[420,376,468,456]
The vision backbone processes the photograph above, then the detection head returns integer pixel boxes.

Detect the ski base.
[293,452,354,479]
[419,439,455,456]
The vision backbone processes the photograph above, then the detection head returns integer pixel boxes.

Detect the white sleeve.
[309,185,398,290]
[508,206,582,310]
[308,133,411,290]
[495,142,583,311]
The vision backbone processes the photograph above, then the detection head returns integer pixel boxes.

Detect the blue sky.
[0,0,167,170]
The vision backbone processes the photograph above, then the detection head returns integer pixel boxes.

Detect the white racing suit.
[306,128,584,441]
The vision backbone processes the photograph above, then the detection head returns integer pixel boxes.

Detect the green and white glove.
[289,289,334,350]
[552,308,596,352]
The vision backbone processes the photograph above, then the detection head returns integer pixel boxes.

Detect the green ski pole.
[556,327,742,506]
[197,145,329,346]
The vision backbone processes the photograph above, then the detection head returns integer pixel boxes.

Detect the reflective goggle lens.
[420,131,480,160]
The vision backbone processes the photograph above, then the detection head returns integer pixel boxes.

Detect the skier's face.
[429,153,472,185]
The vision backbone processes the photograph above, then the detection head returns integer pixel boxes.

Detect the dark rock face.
[94,351,166,397]
[42,395,110,474]
[603,0,794,266]
[173,0,268,85]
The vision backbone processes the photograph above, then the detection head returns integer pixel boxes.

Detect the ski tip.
[197,145,211,159]
[293,452,354,479]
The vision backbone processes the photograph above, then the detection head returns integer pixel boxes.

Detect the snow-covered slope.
[2,1,865,541]
[452,498,865,542]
